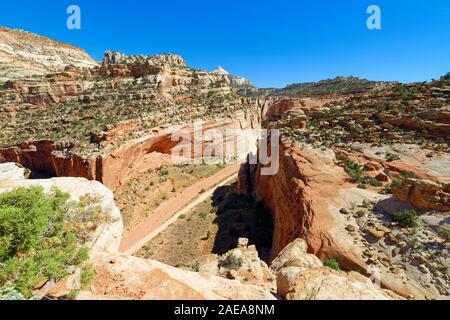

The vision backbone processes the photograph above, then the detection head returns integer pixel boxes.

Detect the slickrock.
[0,162,25,180]
[50,251,276,300]
[270,238,322,273]
[278,267,401,300]
[271,239,402,300]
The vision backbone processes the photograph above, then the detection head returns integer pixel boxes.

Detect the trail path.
[119,164,240,255]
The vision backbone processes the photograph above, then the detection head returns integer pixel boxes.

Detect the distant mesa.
[0,26,97,81]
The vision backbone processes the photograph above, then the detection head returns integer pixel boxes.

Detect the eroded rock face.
[393,178,450,212]
[0,111,261,190]
[237,91,450,300]
[0,26,97,81]
[49,251,276,300]
[239,142,366,270]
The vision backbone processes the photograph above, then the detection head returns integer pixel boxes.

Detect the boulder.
[197,239,275,291]
[0,162,25,181]
[271,239,403,300]
[278,266,401,300]
[270,238,322,273]
[393,179,450,212]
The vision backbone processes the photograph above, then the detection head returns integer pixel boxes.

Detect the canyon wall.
[0,26,97,81]
[238,142,367,270]
[0,110,261,190]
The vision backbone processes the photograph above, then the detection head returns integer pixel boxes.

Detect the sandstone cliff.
[0,110,261,190]
[239,94,450,300]
[0,26,97,81]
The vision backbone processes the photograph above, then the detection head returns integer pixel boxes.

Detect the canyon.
[0,26,449,300]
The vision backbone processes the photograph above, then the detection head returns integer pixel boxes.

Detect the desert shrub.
[0,286,28,300]
[400,171,417,179]
[382,178,403,194]
[0,187,103,298]
[157,167,169,176]
[323,259,340,270]
[436,137,446,145]
[438,228,450,243]
[393,210,418,228]
[220,253,243,270]
[360,176,382,187]
[385,153,400,162]
[336,154,364,183]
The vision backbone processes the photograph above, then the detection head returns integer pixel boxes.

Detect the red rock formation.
[1,111,261,190]
[393,178,450,211]
[239,141,366,271]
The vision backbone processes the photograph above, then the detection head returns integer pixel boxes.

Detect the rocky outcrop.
[238,140,449,299]
[197,238,275,291]
[239,142,366,269]
[49,251,276,300]
[0,26,97,81]
[278,267,402,300]
[212,66,254,91]
[264,98,304,121]
[393,178,450,212]
[0,162,26,180]
[376,113,450,142]
[98,51,232,96]
[271,239,401,300]
[270,238,322,273]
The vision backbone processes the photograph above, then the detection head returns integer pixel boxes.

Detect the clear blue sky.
[1,0,449,88]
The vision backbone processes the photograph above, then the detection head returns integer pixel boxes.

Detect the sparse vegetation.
[0,187,104,298]
[336,154,364,183]
[438,228,450,243]
[323,259,340,270]
[382,178,403,194]
[393,210,419,228]
[220,254,243,270]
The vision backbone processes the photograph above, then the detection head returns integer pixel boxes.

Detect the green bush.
[400,171,417,179]
[220,253,243,270]
[336,154,364,183]
[385,153,400,162]
[382,178,403,194]
[438,228,450,243]
[323,259,340,270]
[393,210,418,228]
[0,187,100,298]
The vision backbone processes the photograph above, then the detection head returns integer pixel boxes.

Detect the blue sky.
[1,0,449,88]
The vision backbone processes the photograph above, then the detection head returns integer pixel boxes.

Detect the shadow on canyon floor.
[210,183,274,262]
[135,181,274,267]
